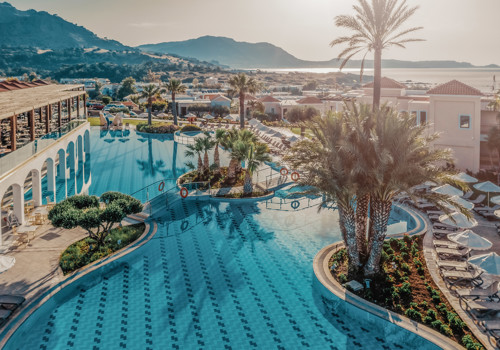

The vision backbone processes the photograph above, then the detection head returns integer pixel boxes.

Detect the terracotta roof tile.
[426,80,483,96]
[297,96,323,104]
[363,77,406,89]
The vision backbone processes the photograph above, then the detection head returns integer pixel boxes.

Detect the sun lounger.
[465,300,500,318]
[0,308,12,326]
[474,205,500,213]
[456,281,500,301]
[433,223,460,232]
[433,240,461,249]
[462,191,474,200]
[479,320,500,339]
[469,194,486,205]
[437,259,470,270]
[0,295,25,310]
[441,269,483,286]
[436,247,470,260]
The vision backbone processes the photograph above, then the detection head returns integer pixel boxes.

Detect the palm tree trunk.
[172,93,178,126]
[197,154,203,173]
[228,158,238,179]
[372,48,382,110]
[172,141,178,179]
[239,92,245,129]
[364,198,392,276]
[355,193,369,260]
[214,145,220,171]
[338,204,360,273]
[300,126,305,138]
[243,170,253,194]
[148,100,152,126]
[203,151,209,172]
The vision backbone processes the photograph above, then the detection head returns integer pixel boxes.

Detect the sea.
[257,67,500,93]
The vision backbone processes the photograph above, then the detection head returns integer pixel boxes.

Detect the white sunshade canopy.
[474,181,500,193]
[157,113,168,117]
[491,196,500,205]
[448,230,492,250]
[0,255,15,274]
[440,196,474,211]
[439,212,478,228]
[432,184,463,197]
[139,113,149,118]
[223,115,235,120]
[249,119,261,126]
[204,114,214,120]
[469,252,500,275]
[451,172,478,183]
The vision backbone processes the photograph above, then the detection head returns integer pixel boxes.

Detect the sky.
[6,0,500,65]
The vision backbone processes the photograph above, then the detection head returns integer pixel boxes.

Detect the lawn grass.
[87,117,149,127]
[290,127,314,138]
[59,223,145,274]
[330,236,484,349]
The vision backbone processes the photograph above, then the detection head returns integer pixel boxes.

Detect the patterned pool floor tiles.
[7,201,439,349]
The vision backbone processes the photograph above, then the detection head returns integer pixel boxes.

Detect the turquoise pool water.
[6,127,437,349]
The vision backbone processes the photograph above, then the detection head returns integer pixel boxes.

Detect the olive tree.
[48,192,142,247]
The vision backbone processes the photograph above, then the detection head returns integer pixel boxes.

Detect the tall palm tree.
[228,73,261,129]
[200,135,215,172]
[330,0,423,109]
[213,129,226,172]
[165,79,187,126]
[141,84,160,125]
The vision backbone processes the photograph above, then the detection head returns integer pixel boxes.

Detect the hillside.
[0,2,127,50]
[139,36,499,69]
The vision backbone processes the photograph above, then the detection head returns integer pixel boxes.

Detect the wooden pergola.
[0,84,86,152]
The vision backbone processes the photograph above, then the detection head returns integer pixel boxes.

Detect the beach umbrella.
[288,135,300,143]
[440,196,474,211]
[432,184,463,197]
[157,112,168,117]
[491,196,500,205]
[0,255,15,274]
[439,212,478,228]
[204,114,214,120]
[474,181,500,204]
[451,172,478,183]
[139,113,148,118]
[249,119,261,126]
[224,115,235,120]
[469,253,500,275]
[448,230,492,250]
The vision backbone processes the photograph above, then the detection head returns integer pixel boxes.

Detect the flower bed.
[329,235,484,350]
[136,123,179,134]
[180,124,201,132]
[179,167,247,189]
[59,224,145,275]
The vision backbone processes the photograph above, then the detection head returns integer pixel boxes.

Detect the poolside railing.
[129,179,177,204]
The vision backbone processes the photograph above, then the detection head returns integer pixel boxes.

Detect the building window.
[419,111,427,125]
[459,114,471,129]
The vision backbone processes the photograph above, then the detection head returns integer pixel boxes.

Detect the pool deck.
[422,213,500,350]
[0,211,145,333]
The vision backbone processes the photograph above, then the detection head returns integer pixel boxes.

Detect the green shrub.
[448,313,466,334]
[381,250,389,262]
[411,244,419,257]
[136,123,179,134]
[398,282,412,300]
[419,300,428,309]
[401,252,409,261]
[385,247,395,256]
[423,316,433,325]
[439,324,453,337]
[180,124,202,132]
[409,302,419,309]
[431,319,443,330]
[426,309,437,321]
[437,303,448,315]
[401,262,411,273]
[417,266,425,275]
[338,273,348,284]
[395,304,404,313]
[404,308,422,322]
[462,335,484,350]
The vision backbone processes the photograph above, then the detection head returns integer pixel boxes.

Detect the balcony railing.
[0,120,87,178]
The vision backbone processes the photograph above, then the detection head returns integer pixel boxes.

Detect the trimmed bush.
[404,308,422,322]
[180,124,202,132]
[462,335,484,350]
[136,123,179,134]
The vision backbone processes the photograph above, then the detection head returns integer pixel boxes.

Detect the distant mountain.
[0,2,128,50]
[138,36,500,69]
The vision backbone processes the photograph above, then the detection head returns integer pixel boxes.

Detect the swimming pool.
[5,127,438,349]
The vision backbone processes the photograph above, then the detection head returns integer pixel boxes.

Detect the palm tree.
[185,138,204,173]
[228,73,261,129]
[200,135,215,172]
[165,79,187,126]
[213,129,226,172]
[141,84,160,125]
[286,105,468,275]
[330,0,423,109]
[237,143,271,194]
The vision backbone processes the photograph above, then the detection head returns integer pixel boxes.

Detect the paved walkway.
[0,224,86,302]
[422,212,499,350]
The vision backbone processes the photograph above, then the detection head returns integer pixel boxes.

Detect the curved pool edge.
[0,219,158,349]
[313,243,465,350]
